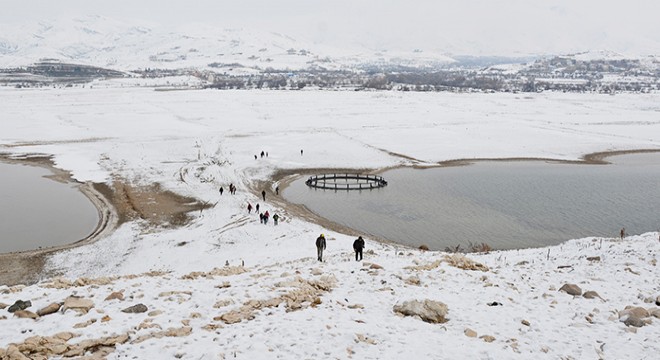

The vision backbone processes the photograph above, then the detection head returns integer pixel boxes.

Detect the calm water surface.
[0,162,99,253]
[283,153,660,250]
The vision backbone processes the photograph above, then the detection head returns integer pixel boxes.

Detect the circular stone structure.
[305,173,388,190]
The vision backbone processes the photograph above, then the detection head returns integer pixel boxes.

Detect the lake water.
[283,153,660,250]
[0,162,100,253]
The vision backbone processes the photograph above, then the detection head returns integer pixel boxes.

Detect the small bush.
[444,242,492,254]
[444,244,463,253]
[469,242,492,254]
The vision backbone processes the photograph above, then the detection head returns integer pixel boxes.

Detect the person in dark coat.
[247,203,252,213]
[264,211,270,224]
[262,190,266,201]
[259,213,264,224]
[273,213,279,225]
[353,236,365,261]
[219,186,224,195]
[256,203,260,213]
[316,234,326,262]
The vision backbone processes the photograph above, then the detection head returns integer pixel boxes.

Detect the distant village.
[2,55,659,94]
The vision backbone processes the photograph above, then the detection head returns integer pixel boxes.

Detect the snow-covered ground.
[1,86,659,359]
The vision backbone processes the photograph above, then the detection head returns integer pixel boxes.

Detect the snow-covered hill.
[0,16,455,72]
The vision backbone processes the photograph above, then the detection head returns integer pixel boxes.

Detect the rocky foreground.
[1,233,658,359]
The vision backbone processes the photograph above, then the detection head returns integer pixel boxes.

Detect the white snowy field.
[1,87,659,359]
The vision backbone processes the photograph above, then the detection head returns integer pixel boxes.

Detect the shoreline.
[1,148,658,285]
[0,153,207,286]
[0,154,118,286]
[0,154,118,253]
[435,148,660,167]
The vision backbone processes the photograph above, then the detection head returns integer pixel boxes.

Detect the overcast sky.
[2,0,660,55]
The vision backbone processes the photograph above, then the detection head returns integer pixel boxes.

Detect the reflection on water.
[0,162,99,253]
[283,153,660,250]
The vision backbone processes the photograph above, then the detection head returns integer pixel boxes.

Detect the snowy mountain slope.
[0,16,455,71]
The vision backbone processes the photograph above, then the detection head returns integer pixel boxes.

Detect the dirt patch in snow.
[0,254,47,288]
[93,181,208,227]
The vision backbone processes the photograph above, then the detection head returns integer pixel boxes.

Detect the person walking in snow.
[247,203,252,213]
[262,190,266,201]
[273,213,279,225]
[256,203,260,213]
[275,186,279,195]
[620,227,626,240]
[259,213,264,224]
[260,150,265,158]
[316,234,326,262]
[353,236,365,261]
[264,210,270,224]
[219,186,224,195]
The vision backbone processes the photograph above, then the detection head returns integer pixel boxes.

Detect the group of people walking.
[255,150,269,160]
[315,234,365,262]
[219,183,237,196]
[247,202,261,213]
[260,211,270,224]
[221,180,278,226]
[247,202,280,226]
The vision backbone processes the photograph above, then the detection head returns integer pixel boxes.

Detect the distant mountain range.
[0,16,460,72]
[1,16,658,79]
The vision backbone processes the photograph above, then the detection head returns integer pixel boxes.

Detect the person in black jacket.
[353,236,365,261]
[316,234,326,262]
